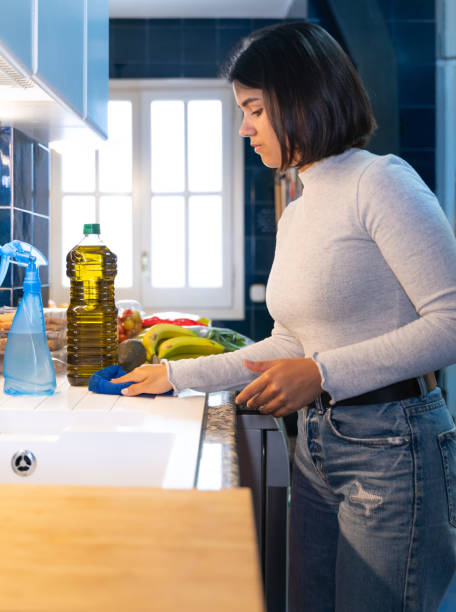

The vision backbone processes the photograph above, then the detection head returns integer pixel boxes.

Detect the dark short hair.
[221,21,377,171]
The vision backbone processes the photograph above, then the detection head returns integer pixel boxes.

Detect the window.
[50,79,244,319]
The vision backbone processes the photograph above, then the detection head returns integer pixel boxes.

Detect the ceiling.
[109,0,299,19]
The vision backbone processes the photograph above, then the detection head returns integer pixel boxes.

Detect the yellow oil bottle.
[66,223,118,386]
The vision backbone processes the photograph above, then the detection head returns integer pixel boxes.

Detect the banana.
[157,335,225,360]
[141,323,197,361]
[166,353,206,361]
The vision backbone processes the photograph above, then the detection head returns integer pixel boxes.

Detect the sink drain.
[11,450,37,476]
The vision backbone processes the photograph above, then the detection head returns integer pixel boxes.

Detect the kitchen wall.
[110,0,435,341]
[378,0,435,191]
[0,128,50,308]
[0,0,435,332]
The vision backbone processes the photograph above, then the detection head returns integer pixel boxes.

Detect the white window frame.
[50,79,244,320]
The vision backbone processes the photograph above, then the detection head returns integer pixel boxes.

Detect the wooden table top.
[0,485,265,612]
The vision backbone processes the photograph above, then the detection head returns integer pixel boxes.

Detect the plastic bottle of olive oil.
[66,224,118,386]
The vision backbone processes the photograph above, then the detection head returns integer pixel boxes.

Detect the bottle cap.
[83,223,101,235]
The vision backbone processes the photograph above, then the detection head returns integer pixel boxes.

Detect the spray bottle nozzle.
[0,240,48,287]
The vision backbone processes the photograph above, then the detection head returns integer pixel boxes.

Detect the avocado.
[117,339,147,373]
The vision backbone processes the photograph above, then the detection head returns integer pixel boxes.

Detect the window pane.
[188,195,222,287]
[151,101,185,193]
[99,101,132,192]
[61,145,95,192]
[151,196,185,287]
[61,195,96,286]
[188,100,222,193]
[99,196,133,288]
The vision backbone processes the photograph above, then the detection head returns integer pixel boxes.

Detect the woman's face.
[233,81,282,169]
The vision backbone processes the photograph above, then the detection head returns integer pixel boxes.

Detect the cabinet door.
[86,0,108,137]
[0,0,33,72]
[36,0,84,115]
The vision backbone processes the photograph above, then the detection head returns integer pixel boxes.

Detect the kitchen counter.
[0,484,264,612]
[0,378,239,491]
[196,390,240,489]
[0,377,290,610]
[0,380,266,611]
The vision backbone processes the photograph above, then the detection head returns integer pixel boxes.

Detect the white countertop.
[0,377,206,489]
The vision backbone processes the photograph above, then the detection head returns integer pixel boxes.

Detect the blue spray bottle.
[0,240,56,396]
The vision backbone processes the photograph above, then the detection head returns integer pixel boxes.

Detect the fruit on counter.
[163,353,214,360]
[141,315,210,328]
[118,308,143,343]
[141,323,197,361]
[117,339,147,373]
[157,336,224,360]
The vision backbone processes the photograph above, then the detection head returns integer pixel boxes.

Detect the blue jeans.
[289,386,456,611]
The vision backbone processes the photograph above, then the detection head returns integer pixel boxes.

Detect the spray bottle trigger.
[0,255,10,286]
[0,241,48,287]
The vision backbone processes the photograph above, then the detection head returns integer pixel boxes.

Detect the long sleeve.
[313,156,456,401]
[165,320,304,393]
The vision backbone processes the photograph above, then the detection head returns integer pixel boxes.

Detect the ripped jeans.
[289,386,456,612]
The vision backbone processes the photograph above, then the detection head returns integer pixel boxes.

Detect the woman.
[113,22,456,611]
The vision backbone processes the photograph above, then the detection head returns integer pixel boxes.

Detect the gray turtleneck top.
[165,147,456,422]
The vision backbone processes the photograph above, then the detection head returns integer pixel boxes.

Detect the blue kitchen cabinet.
[36,0,85,116]
[86,0,109,138]
[0,0,33,72]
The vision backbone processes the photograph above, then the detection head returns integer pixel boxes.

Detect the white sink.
[0,380,206,488]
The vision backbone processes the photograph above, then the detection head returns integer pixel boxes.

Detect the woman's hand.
[235,358,323,417]
[111,363,173,397]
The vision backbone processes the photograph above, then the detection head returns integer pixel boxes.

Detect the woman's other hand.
[235,358,323,417]
[111,363,173,396]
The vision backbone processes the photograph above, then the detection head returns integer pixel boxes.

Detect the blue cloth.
[88,365,173,397]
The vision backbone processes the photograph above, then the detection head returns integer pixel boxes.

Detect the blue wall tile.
[13,209,33,287]
[244,140,260,168]
[248,167,275,203]
[391,21,435,65]
[379,0,436,190]
[33,143,49,216]
[391,0,434,20]
[252,236,275,275]
[12,287,23,307]
[398,64,435,106]
[0,289,12,307]
[110,21,148,64]
[0,209,11,245]
[111,62,174,78]
[218,19,253,28]
[377,0,392,19]
[249,304,274,342]
[0,207,12,289]
[251,19,283,29]
[217,26,251,66]
[12,129,33,211]
[33,214,49,285]
[0,128,11,206]
[400,149,435,191]
[400,107,435,148]
[254,205,276,235]
[13,208,33,245]
[148,25,182,64]
[149,18,183,27]
[182,27,216,64]
[0,129,49,306]
[182,64,217,78]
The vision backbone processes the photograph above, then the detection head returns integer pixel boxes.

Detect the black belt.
[314,377,432,409]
